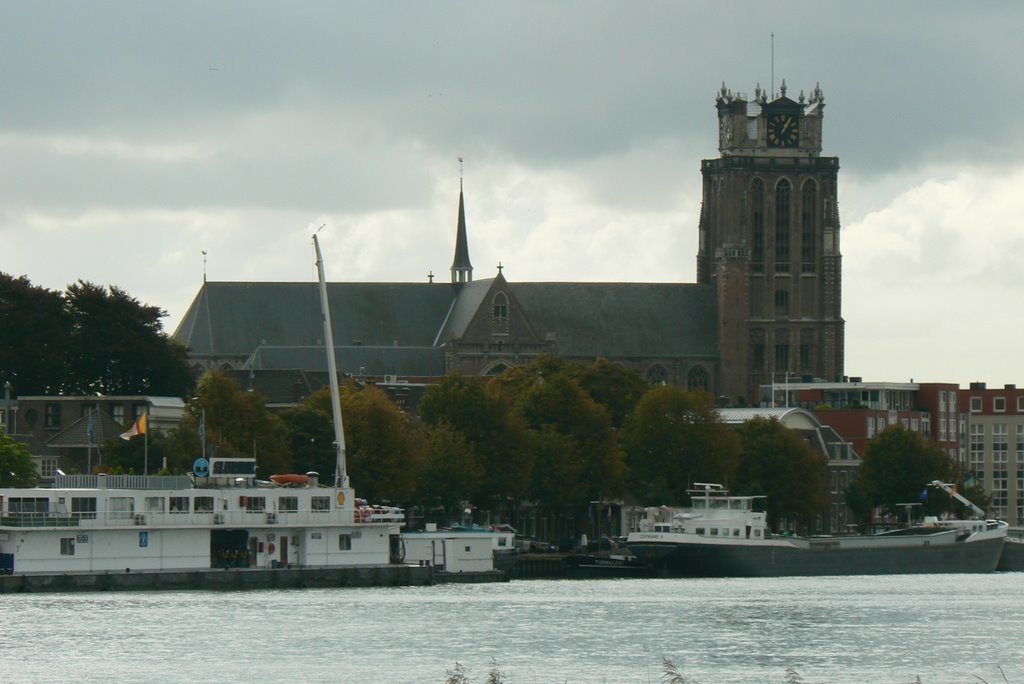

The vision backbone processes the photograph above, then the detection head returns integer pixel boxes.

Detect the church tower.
[697,81,844,405]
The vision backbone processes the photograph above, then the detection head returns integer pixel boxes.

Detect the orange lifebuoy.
[337,491,345,506]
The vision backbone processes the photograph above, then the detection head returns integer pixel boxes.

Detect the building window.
[775,343,789,370]
[311,496,330,512]
[994,397,1006,413]
[750,178,765,271]
[169,497,190,514]
[774,290,789,316]
[774,178,791,272]
[40,458,58,478]
[44,403,61,429]
[278,496,298,513]
[491,292,510,335]
[244,496,266,513]
[71,497,97,520]
[111,404,125,425]
[339,534,352,551]
[110,497,135,520]
[132,403,148,420]
[970,397,982,413]
[1018,396,1024,413]
[60,537,76,556]
[801,180,817,272]
[646,364,669,385]
[687,366,711,392]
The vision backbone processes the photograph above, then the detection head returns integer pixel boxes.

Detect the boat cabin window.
[730,499,746,510]
[145,497,165,513]
[71,497,97,520]
[169,496,189,514]
[110,497,135,519]
[692,499,708,510]
[60,537,76,556]
[194,497,214,513]
[753,530,762,538]
[732,529,741,537]
[8,497,49,515]
[695,527,706,536]
[339,533,352,551]
[243,496,266,512]
[278,496,298,513]
[311,496,330,512]
[710,499,728,510]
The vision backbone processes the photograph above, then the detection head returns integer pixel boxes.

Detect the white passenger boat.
[0,235,405,578]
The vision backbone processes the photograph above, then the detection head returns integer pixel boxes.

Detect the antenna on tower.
[771,32,775,99]
[201,250,207,283]
[458,156,464,191]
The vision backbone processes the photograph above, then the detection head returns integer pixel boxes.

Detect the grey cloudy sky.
[2,2,1023,385]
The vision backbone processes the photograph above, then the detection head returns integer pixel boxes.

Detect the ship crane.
[929,480,986,519]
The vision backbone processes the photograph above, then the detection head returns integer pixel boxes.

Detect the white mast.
[313,233,349,488]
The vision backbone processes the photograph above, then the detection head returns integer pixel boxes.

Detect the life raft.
[270,473,310,485]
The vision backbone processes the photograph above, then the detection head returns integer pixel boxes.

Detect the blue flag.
[198,409,206,447]
[87,413,95,446]
[919,487,928,501]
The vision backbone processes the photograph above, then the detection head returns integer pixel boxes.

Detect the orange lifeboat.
[270,473,310,485]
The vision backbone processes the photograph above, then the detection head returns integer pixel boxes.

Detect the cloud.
[843,164,1024,382]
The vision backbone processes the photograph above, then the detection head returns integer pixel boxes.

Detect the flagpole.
[144,422,149,476]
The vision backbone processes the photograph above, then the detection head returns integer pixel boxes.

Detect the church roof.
[514,282,717,358]
[175,281,459,357]
[174,279,718,374]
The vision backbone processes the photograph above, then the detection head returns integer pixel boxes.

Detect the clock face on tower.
[767,113,799,148]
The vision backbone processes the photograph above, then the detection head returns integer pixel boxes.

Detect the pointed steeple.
[451,160,473,284]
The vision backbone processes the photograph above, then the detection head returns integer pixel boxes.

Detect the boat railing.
[54,474,194,490]
[1,508,403,529]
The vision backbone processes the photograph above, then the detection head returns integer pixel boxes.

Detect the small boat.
[561,553,649,579]
[626,482,1007,577]
[269,473,310,485]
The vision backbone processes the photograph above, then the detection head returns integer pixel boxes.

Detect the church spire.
[450,157,473,284]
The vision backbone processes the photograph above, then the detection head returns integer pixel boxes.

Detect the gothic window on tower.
[800,329,816,373]
[751,329,766,371]
[774,290,789,316]
[750,178,765,273]
[687,366,711,392]
[647,364,669,385]
[801,180,817,273]
[774,178,791,273]
[775,342,790,370]
[491,292,510,335]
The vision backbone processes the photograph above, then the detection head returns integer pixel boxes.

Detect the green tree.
[849,425,955,522]
[733,417,829,532]
[280,392,337,479]
[420,374,533,505]
[102,428,178,476]
[515,372,626,508]
[0,274,68,395]
[623,385,740,505]
[418,423,484,512]
[576,357,648,429]
[0,429,38,487]
[63,281,192,396]
[340,382,422,504]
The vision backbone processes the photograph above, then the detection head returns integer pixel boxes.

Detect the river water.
[2,573,1022,683]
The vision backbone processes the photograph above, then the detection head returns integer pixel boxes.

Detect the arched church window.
[491,292,510,335]
[750,178,765,272]
[775,178,791,272]
[646,364,669,385]
[687,365,711,392]
[801,180,817,273]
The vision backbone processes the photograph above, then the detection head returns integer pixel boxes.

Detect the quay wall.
[0,564,434,593]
